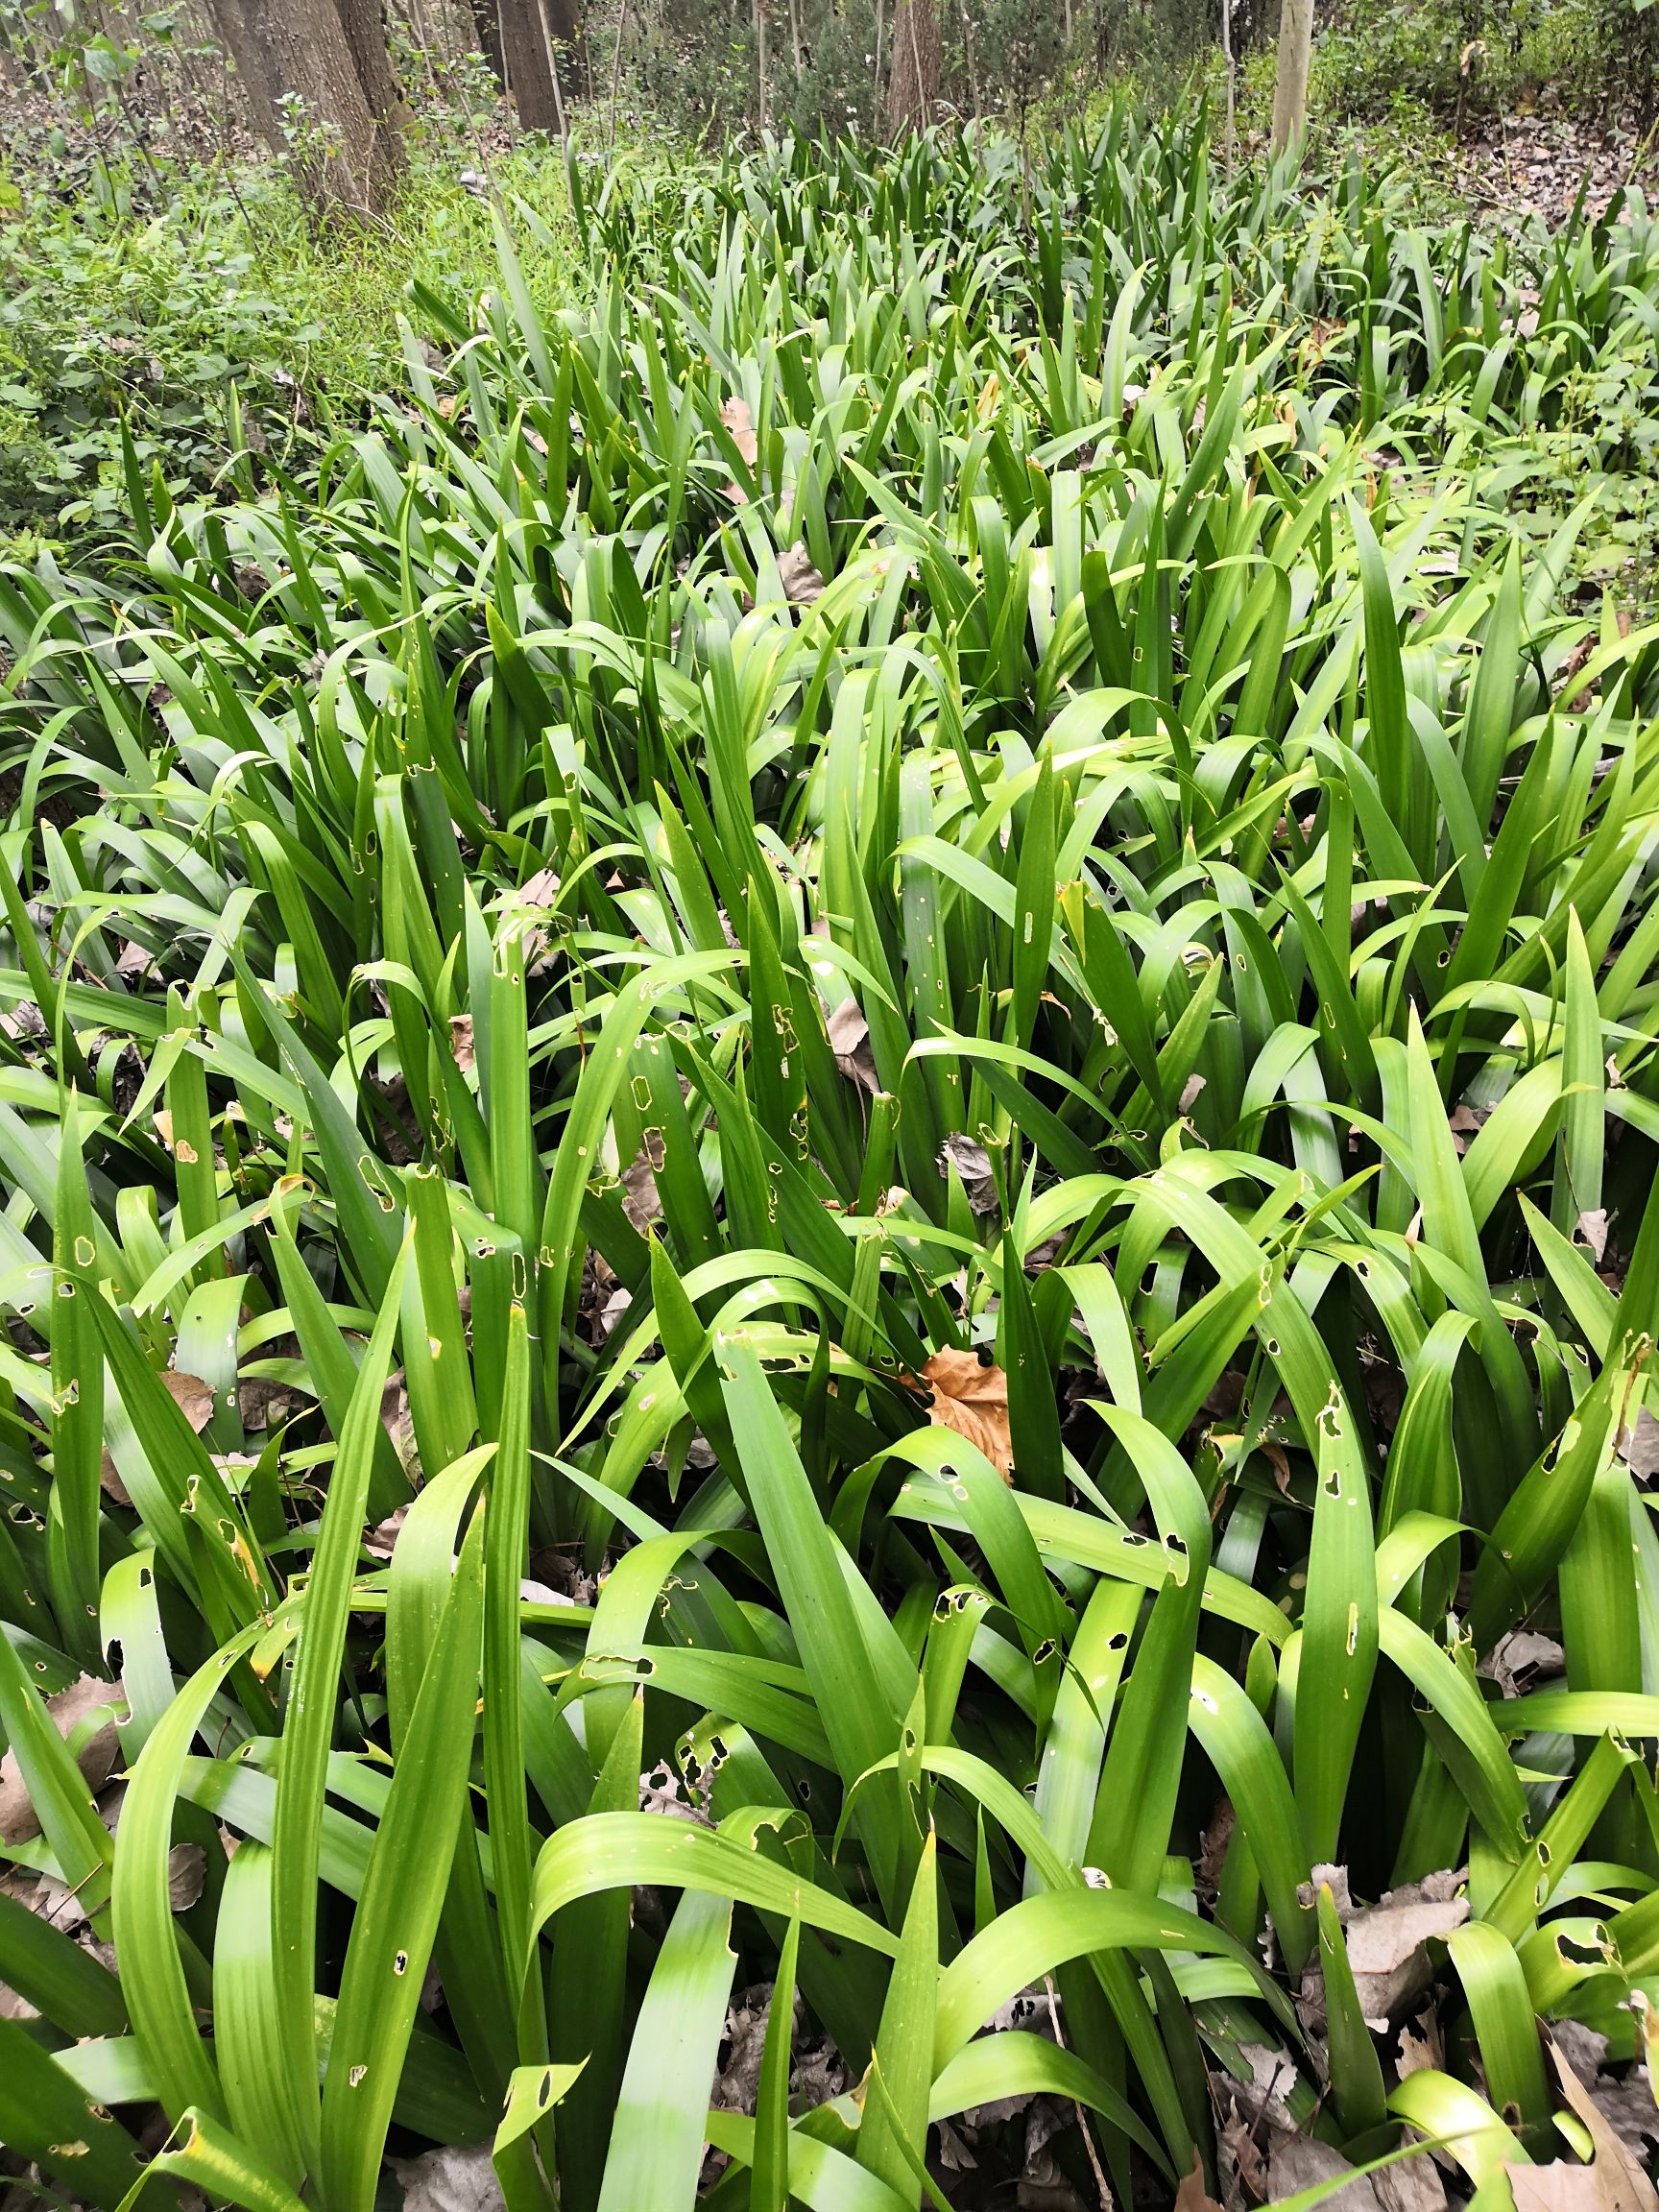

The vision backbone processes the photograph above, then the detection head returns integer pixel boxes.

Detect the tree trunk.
[882,0,937,132]
[208,0,403,212]
[1270,0,1313,154]
[497,0,575,131]
[335,0,409,131]
[469,0,505,79]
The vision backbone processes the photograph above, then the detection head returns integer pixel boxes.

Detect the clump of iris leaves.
[0,105,1657,2212]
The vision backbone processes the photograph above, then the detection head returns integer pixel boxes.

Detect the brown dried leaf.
[105,1369,215,1503]
[519,865,561,906]
[168,1842,205,1912]
[713,1983,776,2114]
[448,1015,475,1073]
[621,1145,663,1236]
[1554,2023,1659,2161]
[1396,2011,1441,2080]
[1195,1795,1235,1905]
[914,1347,1013,1479]
[115,938,158,981]
[826,999,878,1094]
[1513,2032,1659,2212]
[776,542,826,605]
[1230,2043,1300,2135]
[364,1504,409,1561]
[381,1371,416,1467]
[1511,2172,1611,2211]
[1202,1371,1247,1421]
[1576,1209,1611,1263]
[639,1759,709,1825]
[1448,1101,1487,1155]
[1301,1866,1467,2029]
[1619,1408,1659,1481]
[1266,2136,1447,2212]
[1481,1628,1567,1697]
[721,395,758,465]
[1217,2100,1269,2211]
[1267,2137,1384,2210]
[1174,2151,1225,2212]
[939,1132,999,1216]
[239,1376,303,1433]
[161,1370,216,1431]
[387,2143,507,2212]
[0,1675,126,1844]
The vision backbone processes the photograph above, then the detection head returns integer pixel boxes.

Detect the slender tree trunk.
[335,0,409,131]
[208,0,403,212]
[957,0,978,113]
[1220,0,1235,175]
[881,0,937,132]
[1270,0,1313,154]
[497,0,575,130]
[754,0,770,130]
[469,0,506,76]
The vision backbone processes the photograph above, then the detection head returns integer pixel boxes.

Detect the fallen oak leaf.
[1300,1865,1468,2030]
[518,865,561,905]
[1269,2135,1447,2212]
[161,1370,216,1429]
[388,2142,507,2212]
[907,1347,1014,1479]
[168,1841,206,1912]
[1548,2026,1659,2202]
[1173,2150,1223,2212]
[1508,2028,1659,2212]
[0,1674,127,1844]
[1576,1209,1610,1264]
[1481,1628,1566,1697]
[620,1140,664,1235]
[381,1370,416,1469]
[826,999,878,1094]
[1448,1101,1487,1154]
[938,1132,1000,1216]
[720,394,758,501]
[1555,2019,1659,2163]
[776,542,826,605]
[720,394,758,464]
[1619,1408,1659,1481]
[103,1367,217,1503]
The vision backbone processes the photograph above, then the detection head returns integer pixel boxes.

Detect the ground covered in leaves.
[1,107,1658,2212]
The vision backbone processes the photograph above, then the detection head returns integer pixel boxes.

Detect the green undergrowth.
[0,106,1657,2212]
[0,131,592,549]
